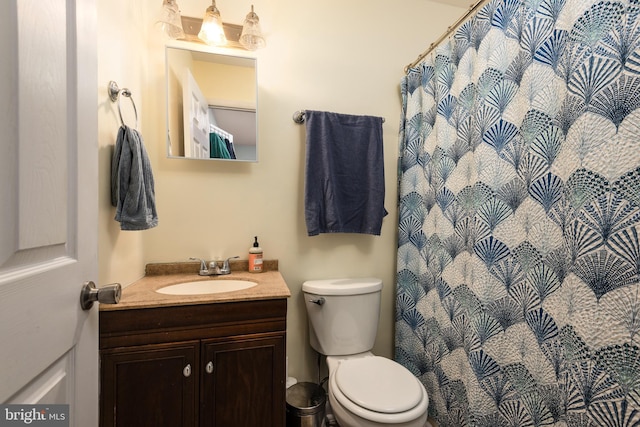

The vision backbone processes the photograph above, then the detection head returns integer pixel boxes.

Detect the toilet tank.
[302,278,382,356]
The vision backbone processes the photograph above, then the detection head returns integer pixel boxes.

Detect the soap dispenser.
[249,236,263,273]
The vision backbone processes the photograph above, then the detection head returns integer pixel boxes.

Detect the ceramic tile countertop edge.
[101,261,290,311]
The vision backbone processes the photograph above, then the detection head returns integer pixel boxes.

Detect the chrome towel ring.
[108,80,138,129]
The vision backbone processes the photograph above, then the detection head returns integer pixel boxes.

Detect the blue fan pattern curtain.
[397,0,640,425]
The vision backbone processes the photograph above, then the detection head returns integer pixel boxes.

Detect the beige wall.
[98,0,465,383]
[191,60,256,106]
[98,2,148,287]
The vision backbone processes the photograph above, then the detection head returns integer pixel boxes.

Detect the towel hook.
[108,80,138,129]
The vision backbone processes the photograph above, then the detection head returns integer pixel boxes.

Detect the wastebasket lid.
[286,382,326,416]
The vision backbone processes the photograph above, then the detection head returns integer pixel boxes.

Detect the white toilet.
[303,278,429,427]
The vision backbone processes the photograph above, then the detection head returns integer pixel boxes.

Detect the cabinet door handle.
[206,361,214,374]
[183,364,192,377]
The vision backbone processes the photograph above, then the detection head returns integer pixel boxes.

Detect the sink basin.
[156,280,257,295]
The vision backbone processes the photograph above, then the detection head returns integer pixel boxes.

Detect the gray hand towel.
[304,110,387,236]
[111,125,158,230]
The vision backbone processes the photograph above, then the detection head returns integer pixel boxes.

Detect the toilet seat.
[331,356,428,424]
[336,356,422,413]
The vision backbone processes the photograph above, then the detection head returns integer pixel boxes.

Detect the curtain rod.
[404,0,491,74]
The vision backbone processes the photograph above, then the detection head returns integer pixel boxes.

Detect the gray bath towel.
[304,110,387,236]
[111,125,158,230]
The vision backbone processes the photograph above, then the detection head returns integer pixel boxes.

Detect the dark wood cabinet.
[101,341,199,427]
[201,335,285,427]
[99,299,287,427]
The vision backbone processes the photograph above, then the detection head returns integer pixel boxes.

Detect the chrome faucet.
[190,257,219,275]
[190,256,239,276]
[220,256,240,274]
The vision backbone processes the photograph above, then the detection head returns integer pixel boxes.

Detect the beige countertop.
[100,260,290,311]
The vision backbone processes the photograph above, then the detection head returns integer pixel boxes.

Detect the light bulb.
[198,1,227,46]
[240,5,265,51]
[156,0,185,40]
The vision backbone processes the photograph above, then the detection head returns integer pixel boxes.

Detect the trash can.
[286,382,326,427]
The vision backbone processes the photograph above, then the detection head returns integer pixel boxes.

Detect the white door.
[183,69,211,159]
[0,0,99,426]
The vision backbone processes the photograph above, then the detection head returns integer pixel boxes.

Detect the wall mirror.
[165,45,257,162]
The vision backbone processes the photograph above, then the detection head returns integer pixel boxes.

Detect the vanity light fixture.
[176,2,266,50]
[198,0,227,46]
[240,5,265,51]
[156,0,185,40]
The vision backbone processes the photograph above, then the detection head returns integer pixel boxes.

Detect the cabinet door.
[201,334,285,427]
[101,341,199,427]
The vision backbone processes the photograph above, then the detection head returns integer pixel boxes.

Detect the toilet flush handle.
[309,297,325,306]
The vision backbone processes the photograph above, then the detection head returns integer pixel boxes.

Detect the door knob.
[80,281,121,310]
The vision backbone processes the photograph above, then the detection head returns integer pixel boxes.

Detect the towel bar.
[109,80,138,129]
[293,110,385,124]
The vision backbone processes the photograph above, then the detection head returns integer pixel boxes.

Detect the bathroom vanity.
[99,261,290,427]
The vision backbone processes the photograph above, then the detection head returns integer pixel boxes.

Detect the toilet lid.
[334,356,422,414]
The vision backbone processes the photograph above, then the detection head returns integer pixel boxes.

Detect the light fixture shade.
[198,1,227,46]
[156,0,185,40]
[240,5,265,51]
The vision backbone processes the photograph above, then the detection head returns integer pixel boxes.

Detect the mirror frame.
[165,42,258,162]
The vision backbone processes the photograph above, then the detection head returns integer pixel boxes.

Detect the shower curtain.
[396,1,640,426]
